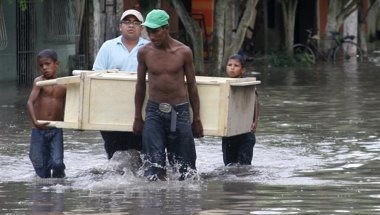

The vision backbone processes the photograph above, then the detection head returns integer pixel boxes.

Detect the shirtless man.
[133,9,203,181]
[27,49,66,178]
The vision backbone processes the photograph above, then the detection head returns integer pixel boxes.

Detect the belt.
[159,103,176,132]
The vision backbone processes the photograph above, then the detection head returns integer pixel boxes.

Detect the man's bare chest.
[146,53,183,72]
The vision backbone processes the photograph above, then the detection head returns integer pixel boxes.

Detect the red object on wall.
[192,0,214,35]
[319,0,328,36]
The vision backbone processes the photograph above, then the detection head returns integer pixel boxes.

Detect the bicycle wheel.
[333,41,363,63]
[293,44,316,64]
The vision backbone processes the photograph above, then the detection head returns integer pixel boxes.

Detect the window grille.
[17,1,37,85]
[44,0,84,43]
[0,0,8,50]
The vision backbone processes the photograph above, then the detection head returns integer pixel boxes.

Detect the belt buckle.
[159,103,172,113]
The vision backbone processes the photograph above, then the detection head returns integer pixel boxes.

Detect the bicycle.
[293,29,363,64]
[331,31,363,63]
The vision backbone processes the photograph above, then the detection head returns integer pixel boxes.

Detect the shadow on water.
[1,58,380,214]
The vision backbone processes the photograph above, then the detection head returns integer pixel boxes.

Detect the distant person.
[27,49,66,178]
[93,9,149,159]
[222,54,260,166]
[133,9,204,181]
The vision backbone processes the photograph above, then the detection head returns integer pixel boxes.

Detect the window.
[0,0,8,50]
[44,0,84,43]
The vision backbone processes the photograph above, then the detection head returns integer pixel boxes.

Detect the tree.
[364,0,380,43]
[139,0,160,15]
[135,0,259,76]
[169,0,204,75]
[358,0,380,53]
[135,0,204,75]
[279,0,298,55]
[322,0,380,54]
[336,0,359,29]
[223,0,258,74]
[324,1,359,36]
[209,0,259,77]
[208,0,226,76]
[323,0,360,51]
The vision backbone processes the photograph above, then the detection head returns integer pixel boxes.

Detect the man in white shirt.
[93,9,149,159]
[93,9,149,72]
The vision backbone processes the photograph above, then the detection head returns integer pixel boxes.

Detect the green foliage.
[18,0,27,11]
[7,0,43,11]
[268,51,295,67]
[294,52,315,65]
[268,51,314,67]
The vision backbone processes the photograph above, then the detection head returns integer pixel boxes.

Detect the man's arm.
[183,47,203,138]
[133,49,147,135]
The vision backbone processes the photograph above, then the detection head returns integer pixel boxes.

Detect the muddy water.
[0,59,379,214]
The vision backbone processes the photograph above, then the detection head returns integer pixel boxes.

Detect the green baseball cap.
[142,9,169,29]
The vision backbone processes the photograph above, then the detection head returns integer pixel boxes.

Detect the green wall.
[0,1,17,82]
[34,3,76,77]
[0,1,76,83]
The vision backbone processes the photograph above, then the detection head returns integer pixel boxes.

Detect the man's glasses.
[121,20,141,26]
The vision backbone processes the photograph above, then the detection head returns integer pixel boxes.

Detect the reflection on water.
[0,60,380,214]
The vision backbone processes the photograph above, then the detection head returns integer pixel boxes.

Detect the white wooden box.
[37,71,260,137]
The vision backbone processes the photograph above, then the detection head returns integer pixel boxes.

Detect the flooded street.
[1,59,380,214]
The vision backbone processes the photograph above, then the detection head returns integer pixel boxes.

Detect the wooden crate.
[37,71,260,137]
